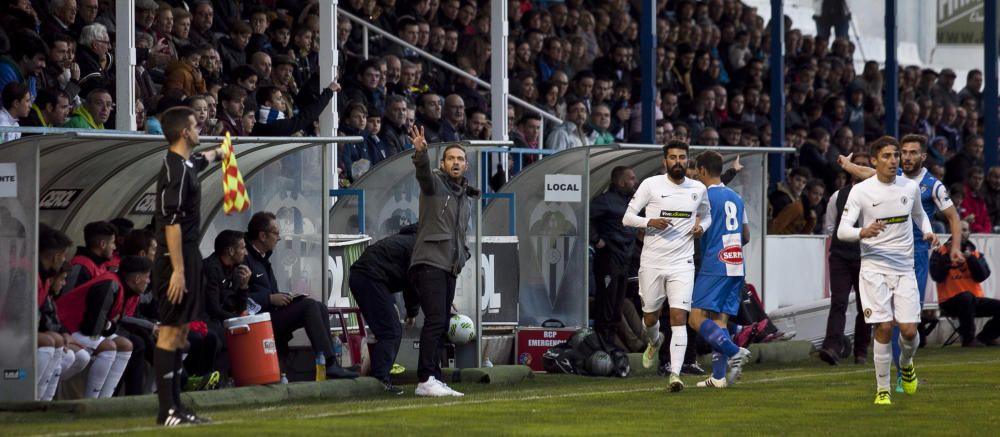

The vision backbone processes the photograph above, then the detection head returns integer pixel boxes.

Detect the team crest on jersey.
[864,308,872,318]
[691,193,698,201]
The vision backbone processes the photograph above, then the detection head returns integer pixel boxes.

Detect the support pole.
[640,0,656,144]
[985,0,999,168]
[490,0,509,184]
[768,0,785,186]
[114,0,136,131]
[319,0,339,186]
[885,0,898,137]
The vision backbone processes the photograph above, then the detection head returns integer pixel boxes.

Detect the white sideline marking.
[31,358,1000,437]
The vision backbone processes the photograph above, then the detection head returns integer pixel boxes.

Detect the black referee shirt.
[155,150,209,246]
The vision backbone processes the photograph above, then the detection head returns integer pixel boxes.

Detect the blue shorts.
[692,274,743,316]
[913,240,929,305]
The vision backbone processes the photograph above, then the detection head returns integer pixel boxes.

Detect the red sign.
[515,328,576,372]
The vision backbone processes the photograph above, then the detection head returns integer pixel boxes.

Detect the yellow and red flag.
[221,132,250,214]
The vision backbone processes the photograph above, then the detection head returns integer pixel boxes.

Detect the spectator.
[0,31,48,100]
[337,101,373,183]
[218,20,251,76]
[932,68,959,106]
[415,92,444,144]
[42,0,78,40]
[342,59,384,116]
[215,85,246,136]
[958,69,983,112]
[163,45,207,99]
[465,108,491,141]
[945,134,984,186]
[77,23,115,93]
[546,97,590,151]
[962,166,992,234]
[440,94,465,142]
[269,55,298,113]
[20,87,71,128]
[63,88,111,129]
[983,166,1000,232]
[37,34,81,98]
[0,82,31,143]
[815,0,850,39]
[936,104,962,151]
[380,94,410,155]
[769,167,811,222]
[251,81,338,137]
[231,66,259,111]
[243,211,358,379]
[188,1,217,48]
[249,52,272,88]
[930,220,1000,346]
[698,127,720,146]
[770,178,826,235]
[586,102,614,145]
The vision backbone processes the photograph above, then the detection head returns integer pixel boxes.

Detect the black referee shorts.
[154,243,204,326]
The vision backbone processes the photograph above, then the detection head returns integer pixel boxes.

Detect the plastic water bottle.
[280,373,288,384]
[332,335,344,366]
[315,352,327,381]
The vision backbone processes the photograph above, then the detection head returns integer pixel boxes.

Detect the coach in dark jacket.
[350,223,420,393]
[589,166,638,343]
[409,125,480,391]
[244,211,357,379]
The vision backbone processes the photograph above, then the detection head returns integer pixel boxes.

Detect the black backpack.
[543,332,630,377]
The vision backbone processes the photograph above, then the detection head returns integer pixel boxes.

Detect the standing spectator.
[408,126,479,397]
[814,0,850,39]
[945,134,984,186]
[819,152,873,365]
[63,88,111,129]
[930,220,1000,346]
[0,82,31,143]
[0,31,48,100]
[589,165,637,344]
[962,167,992,234]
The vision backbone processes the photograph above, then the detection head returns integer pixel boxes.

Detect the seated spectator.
[379,94,410,156]
[946,134,985,186]
[465,108,491,141]
[63,88,112,129]
[20,87,71,129]
[415,92,444,144]
[984,166,1000,232]
[218,20,251,76]
[0,31,48,100]
[338,101,374,183]
[546,97,590,150]
[215,85,247,136]
[770,178,825,235]
[0,82,31,142]
[250,81,338,136]
[769,167,811,219]
[439,94,465,142]
[585,102,614,145]
[962,166,992,234]
[163,45,207,99]
[77,23,116,93]
[930,221,1000,346]
[244,211,358,379]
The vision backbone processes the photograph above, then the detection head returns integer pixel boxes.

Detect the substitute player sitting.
[837,136,937,405]
[623,140,711,392]
[689,151,752,389]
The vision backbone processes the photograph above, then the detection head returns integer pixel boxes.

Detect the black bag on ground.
[543,329,630,377]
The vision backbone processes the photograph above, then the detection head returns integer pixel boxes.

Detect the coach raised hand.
[408,125,479,397]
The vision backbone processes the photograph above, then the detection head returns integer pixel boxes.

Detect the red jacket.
[962,185,992,233]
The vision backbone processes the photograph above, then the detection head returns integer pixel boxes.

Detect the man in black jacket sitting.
[244,211,357,379]
[349,224,421,394]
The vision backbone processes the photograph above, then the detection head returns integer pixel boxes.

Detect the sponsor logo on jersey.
[718,244,744,265]
[876,215,909,225]
[660,210,693,218]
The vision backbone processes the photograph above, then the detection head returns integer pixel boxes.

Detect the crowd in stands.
[3,0,998,231]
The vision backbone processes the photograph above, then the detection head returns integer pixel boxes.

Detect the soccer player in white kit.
[837,136,937,405]
[623,141,711,392]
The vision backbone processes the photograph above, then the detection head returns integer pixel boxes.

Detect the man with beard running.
[623,140,711,392]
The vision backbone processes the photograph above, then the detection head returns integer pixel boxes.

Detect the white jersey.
[837,175,933,275]
[623,175,711,268]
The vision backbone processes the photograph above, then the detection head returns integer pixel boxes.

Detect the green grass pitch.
[4,347,999,436]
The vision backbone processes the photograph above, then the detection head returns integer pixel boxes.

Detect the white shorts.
[71,332,116,352]
[858,270,921,324]
[638,266,695,313]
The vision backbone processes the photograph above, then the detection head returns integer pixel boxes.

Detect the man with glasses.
[244,211,359,381]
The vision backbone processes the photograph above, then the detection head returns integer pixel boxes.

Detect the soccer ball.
[448,314,476,344]
[584,351,613,376]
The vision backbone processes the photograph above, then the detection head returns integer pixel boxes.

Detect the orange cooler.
[224,313,281,386]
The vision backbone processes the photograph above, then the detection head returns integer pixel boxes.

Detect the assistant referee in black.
[153,107,228,426]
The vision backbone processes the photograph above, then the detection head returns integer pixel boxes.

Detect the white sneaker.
[726,348,752,385]
[439,381,464,397]
[415,377,454,397]
[695,376,728,388]
[642,332,664,369]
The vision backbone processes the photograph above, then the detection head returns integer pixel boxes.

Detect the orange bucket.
[224,314,281,386]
